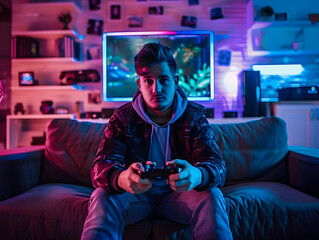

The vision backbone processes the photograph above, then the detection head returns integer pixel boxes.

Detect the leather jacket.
[91,101,227,194]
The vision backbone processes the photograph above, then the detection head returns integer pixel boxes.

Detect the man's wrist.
[112,169,125,193]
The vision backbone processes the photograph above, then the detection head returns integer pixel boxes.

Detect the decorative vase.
[63,22,69,30]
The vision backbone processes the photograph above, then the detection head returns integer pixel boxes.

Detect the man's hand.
[167,159,203,192]
[117,162,152,194]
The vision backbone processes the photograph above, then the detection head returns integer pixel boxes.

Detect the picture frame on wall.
[127,16,143,27]
[181,15,197,28]
[87,19,104,35]
[89,0,101,11]
[19,72,35,86]
[109,4,123,20]
[148,6,164,15]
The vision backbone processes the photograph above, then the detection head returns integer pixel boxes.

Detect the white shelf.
[12,57,80,63]
[12,29,83,39]
[251,20,313,29]
[6,114,76,149]
[15,2,81,14]
[11,83,101,91]
[11,85,75,91]
[7,114,75,120]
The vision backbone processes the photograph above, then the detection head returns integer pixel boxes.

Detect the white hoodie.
[132,86,188,195]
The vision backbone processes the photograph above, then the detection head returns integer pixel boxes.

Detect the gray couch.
[0,116,319,240]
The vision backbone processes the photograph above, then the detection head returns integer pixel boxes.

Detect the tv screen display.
[102,31,215,101]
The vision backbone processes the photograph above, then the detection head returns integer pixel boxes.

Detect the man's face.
[137,61,177,112]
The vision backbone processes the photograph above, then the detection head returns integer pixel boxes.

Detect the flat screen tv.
[102,31,215,101]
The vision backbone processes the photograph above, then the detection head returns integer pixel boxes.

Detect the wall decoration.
[109,4,122,20]
[308,13,319,25]
[148,6,164,15]
[40,100,54,114]
[127,16,143,27]
[217,50,231,66]
[275,13,287,21]
[210,7,223,20]
[188,0,199,6]
[0,81,3,103]
[181,16,197,28]
[87,45,102,60]
[59,69,101,85]
[88,92,101,104]
[19,72,35,86]
[87,19,104,35]
[89,0,101,11]
[57,11,72,30]
[258,6,274,20]
[14,103,25,115]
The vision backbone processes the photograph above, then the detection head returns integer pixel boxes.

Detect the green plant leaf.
[197,79,210,88]
[189,79,196,88]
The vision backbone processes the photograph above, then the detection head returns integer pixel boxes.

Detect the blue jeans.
[81,187,233,240]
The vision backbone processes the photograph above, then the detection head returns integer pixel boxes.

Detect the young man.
[81,42,233,240]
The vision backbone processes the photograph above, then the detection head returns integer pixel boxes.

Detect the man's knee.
[91,187,108,199]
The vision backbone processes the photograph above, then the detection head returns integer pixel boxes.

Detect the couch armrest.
[288,146,319,199]
[0,146,45,202]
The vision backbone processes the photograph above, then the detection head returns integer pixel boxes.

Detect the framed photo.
[148,6,164,15]
[188,0,199,5]
[210,7,224,20]
[109,4,122,20]
[181,16,197,28]
[86,45,102,60]
[89,0,101,11]
[19,72,35,86]
[275,13,287,21]
[127,16,143,27]
[217,50,231,66]
[87,19,104,35]
[88,92,101,104]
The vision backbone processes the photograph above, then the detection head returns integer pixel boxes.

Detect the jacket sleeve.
[90,113,127,194]
[191,114,227,190]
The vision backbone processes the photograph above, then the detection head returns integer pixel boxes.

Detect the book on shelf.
[55,36,81,60]
[11,36,40,58]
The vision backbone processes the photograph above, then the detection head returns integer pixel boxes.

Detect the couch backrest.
[42,119,107,187]
[42,116,289,187]
[210,116,289,185]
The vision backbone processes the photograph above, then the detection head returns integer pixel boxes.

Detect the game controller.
[140,165,182,180]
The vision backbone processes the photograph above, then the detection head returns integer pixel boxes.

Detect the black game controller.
[140,165,182,180]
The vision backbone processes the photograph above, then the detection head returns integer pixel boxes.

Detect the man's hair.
[134,42,177,76]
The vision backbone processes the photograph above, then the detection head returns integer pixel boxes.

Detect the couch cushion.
[222,182,319,240]
[0,184,93,240]
[210,117,288,185]
[0,183,159,240]
[42,119,107,187]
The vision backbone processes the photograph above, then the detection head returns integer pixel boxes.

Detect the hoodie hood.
[132,85,188,127]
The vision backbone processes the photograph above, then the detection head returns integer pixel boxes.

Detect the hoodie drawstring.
[165,125,170,164]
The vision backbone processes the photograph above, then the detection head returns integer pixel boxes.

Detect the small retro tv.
[102,31,215,101]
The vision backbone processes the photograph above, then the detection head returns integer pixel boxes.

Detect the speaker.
[243,71,260,117]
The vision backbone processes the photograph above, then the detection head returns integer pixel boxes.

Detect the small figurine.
[14,103,25,115]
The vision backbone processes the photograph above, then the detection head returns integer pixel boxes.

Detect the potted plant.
[259,6,274,20]
[58,12,72,30]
